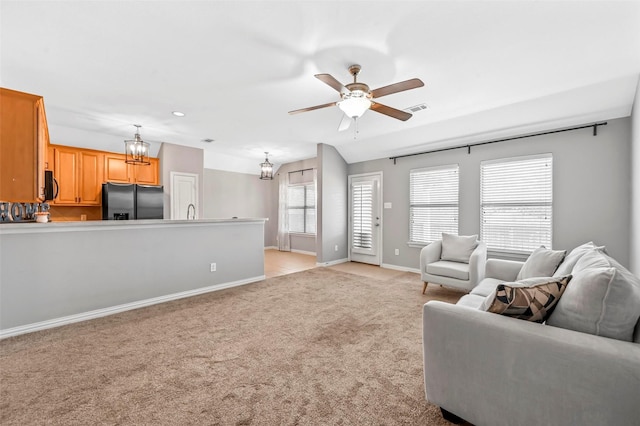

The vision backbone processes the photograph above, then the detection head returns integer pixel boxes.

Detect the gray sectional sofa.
[422,242,640,426]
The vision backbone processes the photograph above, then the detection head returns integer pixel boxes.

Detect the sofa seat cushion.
[456,294,486,310]
[481,276,572,323]
[547,250,640,341]
[426,260,470,281]
[470,278,503,297]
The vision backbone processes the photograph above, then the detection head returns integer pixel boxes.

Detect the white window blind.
[287,183,316,234]
[409,164,459,244]
[481,154,552,254]
[352,182,373,249]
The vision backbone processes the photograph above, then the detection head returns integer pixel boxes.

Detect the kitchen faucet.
[187,203,196,220]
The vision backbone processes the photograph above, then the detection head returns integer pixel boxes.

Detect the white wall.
[631,79,640,274]
[348,117,633,269]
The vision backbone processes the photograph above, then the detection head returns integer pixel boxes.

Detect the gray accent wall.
[158,142,204,219]
[631,81,640,274]
[203,168,273,246]
[0,220,265,334]
[348,117,633,269]
[317,143,348,264]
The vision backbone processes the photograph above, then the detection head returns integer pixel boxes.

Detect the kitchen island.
[0,218,266,338]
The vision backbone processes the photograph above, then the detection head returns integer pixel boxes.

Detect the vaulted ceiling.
[2,1,639,174]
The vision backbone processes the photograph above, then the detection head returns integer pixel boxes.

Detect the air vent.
[405,103,429,113]
[202,138,215,143]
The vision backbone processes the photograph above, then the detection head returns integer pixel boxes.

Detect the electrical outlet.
[210,263,216,272]
[395,249,399,255]
[334,245,338,251]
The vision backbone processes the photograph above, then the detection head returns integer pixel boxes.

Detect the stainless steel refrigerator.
[102,183,164,220]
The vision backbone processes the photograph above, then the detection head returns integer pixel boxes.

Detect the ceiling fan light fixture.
[337,93,371,119]
[124,124,150,165]
[259,152,273,180]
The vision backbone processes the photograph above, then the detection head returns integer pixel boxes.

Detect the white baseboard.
[291,249,316,256]
[0,275,265,339]
[381,263,421,274]
[264,246,278,250]
[317,258,349,267]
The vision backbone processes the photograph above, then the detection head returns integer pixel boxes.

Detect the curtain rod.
[288,168,314,175]
[389,122,608,164]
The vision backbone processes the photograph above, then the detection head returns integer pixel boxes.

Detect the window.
[409,164,459,244]
[352,181,373,249]
[287,183,316,234]
[481,154,552,254]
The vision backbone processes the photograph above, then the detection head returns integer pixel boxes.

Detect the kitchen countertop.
[0,218,267,234]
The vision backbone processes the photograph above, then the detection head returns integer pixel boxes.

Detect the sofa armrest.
[485,258,523,281]
[422,301,640,426]
[420,240,442,272]
[468,241,487,285]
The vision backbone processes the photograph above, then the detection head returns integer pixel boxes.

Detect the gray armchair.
[420,238,487,293]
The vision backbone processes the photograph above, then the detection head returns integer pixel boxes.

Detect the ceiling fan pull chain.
[353,117,359,140]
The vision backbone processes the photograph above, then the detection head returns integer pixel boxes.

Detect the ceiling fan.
[289,64,424,131]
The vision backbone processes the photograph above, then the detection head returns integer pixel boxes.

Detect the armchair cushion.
[426,260,470,281]
[441,233,478,263]
[516,246,566,280]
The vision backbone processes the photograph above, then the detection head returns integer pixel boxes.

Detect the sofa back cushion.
[553,241,606,277]
[440,233,478,263]
[546,250,640,342]
[516,246,566,280]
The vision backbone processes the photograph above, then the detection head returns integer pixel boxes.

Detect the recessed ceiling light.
[172,111,185,117]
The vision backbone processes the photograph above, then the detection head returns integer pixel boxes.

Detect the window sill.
[407,241,429,248]
[289,232,316,238]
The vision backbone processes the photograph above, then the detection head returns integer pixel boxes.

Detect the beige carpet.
[0,267,463,425]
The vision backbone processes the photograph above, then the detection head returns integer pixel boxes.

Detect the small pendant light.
[124,124,150,165]
[260,152,273,180]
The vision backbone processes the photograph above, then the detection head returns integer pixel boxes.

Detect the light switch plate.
[384,202,392,209]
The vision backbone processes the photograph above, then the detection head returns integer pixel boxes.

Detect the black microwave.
[44,170,58,201]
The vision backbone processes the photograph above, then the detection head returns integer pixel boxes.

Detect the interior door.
[170,172,198,219]
[349,172,382,265]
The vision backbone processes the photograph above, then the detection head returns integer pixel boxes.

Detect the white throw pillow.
[440,233,478,264]
[516,246,566,280]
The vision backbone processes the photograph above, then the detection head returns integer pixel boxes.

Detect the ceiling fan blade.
[370,102,413,121]
[315,73,349,94]
[338,114,352,131]
[371,78,424,98]
[288,101,337,115]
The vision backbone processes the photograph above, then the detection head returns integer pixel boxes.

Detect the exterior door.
[170,172,198,219]
[349,172,382,265]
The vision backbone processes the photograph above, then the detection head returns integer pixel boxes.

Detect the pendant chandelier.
[124,124,150,165]
[259,152,273,180]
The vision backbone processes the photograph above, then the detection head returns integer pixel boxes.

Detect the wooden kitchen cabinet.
[104,153,159,185]
[51,145,103,205]
[0,88,48,202]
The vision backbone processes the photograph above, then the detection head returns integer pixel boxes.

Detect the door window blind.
[352,182,373,249]
[409,164,459,244]
[481,154,552,254]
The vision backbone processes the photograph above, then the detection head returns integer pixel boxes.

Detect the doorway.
[170,172,198,220]
[348,172,382,265]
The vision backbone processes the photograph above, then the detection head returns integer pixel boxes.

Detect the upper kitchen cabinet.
[104,153,159,185]
[0,88,48,202]
[50,145,103,206]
